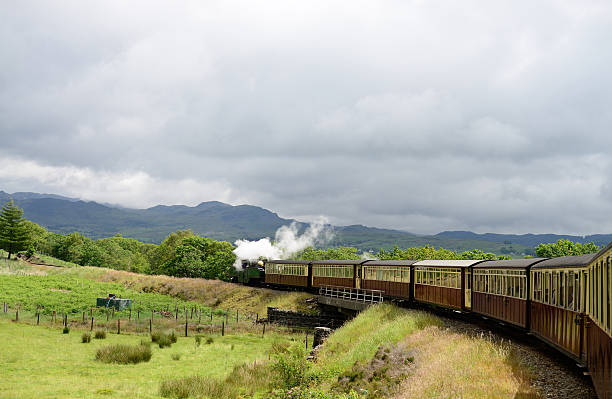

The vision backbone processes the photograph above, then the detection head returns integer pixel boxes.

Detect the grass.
[96,343,152,364]
[86,267,316,314]
[394,326,541,399]
[0,253,314,318]
[0,272,210,316]
[0,318,297,399]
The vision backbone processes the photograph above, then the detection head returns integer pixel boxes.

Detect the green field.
[0,319,296,399]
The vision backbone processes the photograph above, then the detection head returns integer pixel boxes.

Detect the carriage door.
[354,264,361,289]
[580,270,588,361]
[464,269,472,310]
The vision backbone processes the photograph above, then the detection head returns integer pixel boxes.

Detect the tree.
[0,200,30,259]
[160,236,236,280]
[535,239,602,258]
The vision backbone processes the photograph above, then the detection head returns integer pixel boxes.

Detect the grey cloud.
[2,1,612,235]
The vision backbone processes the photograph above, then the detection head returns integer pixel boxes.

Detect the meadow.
[0,319,298,399]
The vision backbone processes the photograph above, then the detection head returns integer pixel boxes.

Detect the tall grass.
[95,343,152,364]
[160,362,272,398]
[395,326,540,399]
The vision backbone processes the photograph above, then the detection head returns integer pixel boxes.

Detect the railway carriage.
[264,260,311,287]
[472,258,546,328]
[530,254,593,361]
[413,260,483,310]
[586,243,612,399]
[310,260,362,289]
[360,260,415,299]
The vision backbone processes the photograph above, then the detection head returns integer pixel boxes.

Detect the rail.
[318,285,384,304]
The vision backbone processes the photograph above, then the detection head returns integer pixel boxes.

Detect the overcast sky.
[1,1,612,235]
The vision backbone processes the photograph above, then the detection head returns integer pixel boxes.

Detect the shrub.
[158,335,172,349]
[94,330,106,339]
[62,326,70,334]
[81,332,91,343]
[206,337,214,345]
[171,353,181,361]
[272,345,312,390]
[152,330,177,348]
[195,335,202,347]
[96,344,152,364]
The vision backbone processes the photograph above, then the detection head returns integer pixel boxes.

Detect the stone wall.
[266,307,347,329]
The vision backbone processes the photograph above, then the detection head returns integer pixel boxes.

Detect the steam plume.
[232,217,333,269]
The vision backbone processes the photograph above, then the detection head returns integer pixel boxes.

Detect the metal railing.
[318,285,384,304]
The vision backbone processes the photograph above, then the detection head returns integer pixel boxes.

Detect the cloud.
[2,1,612,235]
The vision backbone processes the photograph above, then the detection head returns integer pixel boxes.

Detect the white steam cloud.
[232,217,333,269]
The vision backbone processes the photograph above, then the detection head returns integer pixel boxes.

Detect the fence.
[318,285,384,304]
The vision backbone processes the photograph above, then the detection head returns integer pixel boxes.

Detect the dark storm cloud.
[1,0,612,234]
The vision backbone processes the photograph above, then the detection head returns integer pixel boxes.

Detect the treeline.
[296,245,513,261]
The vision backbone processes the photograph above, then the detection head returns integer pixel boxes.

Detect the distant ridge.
[1,190,609,255]
[434,231,612,248]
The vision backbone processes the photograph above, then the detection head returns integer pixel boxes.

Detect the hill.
[1,190,608,256]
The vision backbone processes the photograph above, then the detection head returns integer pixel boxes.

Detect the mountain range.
[2,190,611,256]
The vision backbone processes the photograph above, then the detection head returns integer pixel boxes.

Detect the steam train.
[237,243,612,399]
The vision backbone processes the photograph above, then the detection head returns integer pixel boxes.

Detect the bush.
[96,343,152,364]
[81,332,91,343]
[94,330,106,339]
[151,330,177,348]
[194,336,202,347]
[62,326,70,334]
[272,345,312,390]
[206,337,214,345]
[158,335,172,349]
[171,353,181,361]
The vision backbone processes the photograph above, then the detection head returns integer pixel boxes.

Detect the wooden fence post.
[37,312,40,325]
[262,323,265,337]
[149,318,152,333]
[15,309,18,322]
[91,317,94,331]
[117,319,121,334]
[82,312,85,323]
[222,321,225,336]
[236,309,238,323]
[129,308,132,321]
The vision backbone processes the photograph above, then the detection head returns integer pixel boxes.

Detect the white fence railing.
[318,285,384,304]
